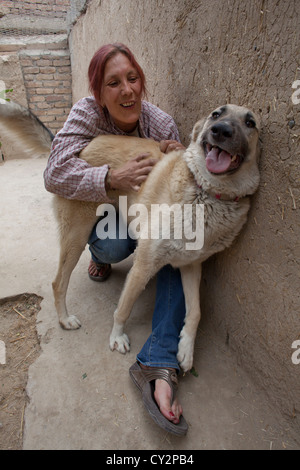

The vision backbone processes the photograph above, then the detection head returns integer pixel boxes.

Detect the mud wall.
[0,47,72,160]
[0,0,74,159]
[1,0,71,19]
[69,0,300,423]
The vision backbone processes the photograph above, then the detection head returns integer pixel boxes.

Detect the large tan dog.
[0,103,260,371]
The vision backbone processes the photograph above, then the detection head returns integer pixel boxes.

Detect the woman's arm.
[44,99,109,201]
[44,98,159,200]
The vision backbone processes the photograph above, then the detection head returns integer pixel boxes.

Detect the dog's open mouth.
[204,143,244,175]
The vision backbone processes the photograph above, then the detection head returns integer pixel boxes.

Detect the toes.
[154,379,182,423]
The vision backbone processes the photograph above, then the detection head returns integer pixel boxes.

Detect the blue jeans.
[88,220,186,370]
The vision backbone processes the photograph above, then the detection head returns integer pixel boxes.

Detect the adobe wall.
[70,0,300,423]
[19,49,72,134]
[0,1,74,159]
[0,48,72,159]
[1,0,71,19]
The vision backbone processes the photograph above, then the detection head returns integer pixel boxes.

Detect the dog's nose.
[211,122,233,140]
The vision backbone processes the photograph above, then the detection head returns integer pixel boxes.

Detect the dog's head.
[187,104,261,198]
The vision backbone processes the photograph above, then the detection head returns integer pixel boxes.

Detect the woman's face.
[101,52,143,133]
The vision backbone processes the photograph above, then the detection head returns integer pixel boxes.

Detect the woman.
[44,43,188,436]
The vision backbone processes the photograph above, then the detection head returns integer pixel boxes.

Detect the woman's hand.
[108,153,158,192]
[159,140,186,154]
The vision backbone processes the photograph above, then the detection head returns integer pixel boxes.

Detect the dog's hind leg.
[177,262,202,372]
[53,240,86,329]
[109,245,163,353]
[53,214,97,330]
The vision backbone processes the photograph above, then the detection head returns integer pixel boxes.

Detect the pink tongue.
[206,147,232,174]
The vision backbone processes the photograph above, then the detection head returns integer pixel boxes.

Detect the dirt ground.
[0,294,42,450]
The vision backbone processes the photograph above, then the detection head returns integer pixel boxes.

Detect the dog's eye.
[212,111,221,119]
[246,118,256,128]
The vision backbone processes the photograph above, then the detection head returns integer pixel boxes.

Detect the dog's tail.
[0,101,54,158]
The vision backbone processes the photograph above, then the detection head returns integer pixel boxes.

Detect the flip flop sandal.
[129,361,188,436]
[88,262,112,282]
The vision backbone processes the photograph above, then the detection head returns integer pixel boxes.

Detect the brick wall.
[2,0,70,18]
[20,50,72,134]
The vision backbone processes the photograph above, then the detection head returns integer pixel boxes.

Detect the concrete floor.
[0,158,298,450]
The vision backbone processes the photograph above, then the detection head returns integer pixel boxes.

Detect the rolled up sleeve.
[44,99,109,202]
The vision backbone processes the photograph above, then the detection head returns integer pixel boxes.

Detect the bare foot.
[139,364,183,423]
[88,260,111,281]
[154,378,183,424]
[89,260,99,277]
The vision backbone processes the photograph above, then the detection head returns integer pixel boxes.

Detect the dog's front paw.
[109,323,130,354]
[177,330,194,372]
[109,333,130,353]
[60,315,81,330]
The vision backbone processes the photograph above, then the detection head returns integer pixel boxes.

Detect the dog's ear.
[191,119,205,142]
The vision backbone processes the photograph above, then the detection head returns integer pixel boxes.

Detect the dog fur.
[0,102,260,371]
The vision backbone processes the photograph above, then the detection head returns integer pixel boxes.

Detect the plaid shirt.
[44,97,181,201]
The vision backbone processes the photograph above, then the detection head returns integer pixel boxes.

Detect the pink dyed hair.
[88,43,147,106]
